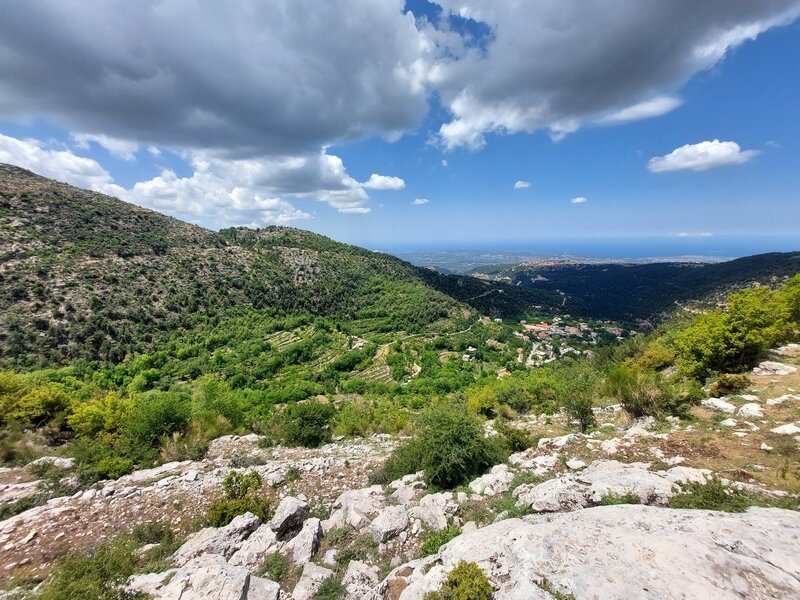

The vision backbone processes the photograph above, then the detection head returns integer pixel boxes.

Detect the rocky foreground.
[1,351,800,599]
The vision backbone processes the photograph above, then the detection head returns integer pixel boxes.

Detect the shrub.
[598,492,640,505]
[257,552,291,583]
[335,533,378,566]
[423,560,492,600]
[668,478,750,512]
[67,392,132,438]
[315,575,345,600]
[708,374,751,398]
[94,455,135,480]
[376,400,505,489]
[0,371,71,428]
[558,363,598,433]
[124,390,191,449]
[275,401,335,448]
[419,525,461,557]
[494,419,536,453]
[207,470,271,526]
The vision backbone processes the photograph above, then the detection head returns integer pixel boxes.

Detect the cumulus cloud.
[514,180,531,190]
[72,133,138,161]
[412,198,429,205]
[362,173,406,190]
[571,197,588,204]
[0,133,115,190]
[648,140,759,172]
[0,0,429,158]
[430,0,800,149]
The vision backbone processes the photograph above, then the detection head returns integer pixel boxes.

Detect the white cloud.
[514,180,531,189]
[147,145,161,156]
[648,139,759,172]
[441,159,448,167]
[0,133,115,190]
[676,232,713,237]
[72,133,138,161]
[430,1,800,149]
[571,197,588,204]
[597,96,683,124]
[412,198,429,205]
[362,173,406,190]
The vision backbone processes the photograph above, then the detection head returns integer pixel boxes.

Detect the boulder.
[514,461,680,513]
[469,464,515,496]
[737,403,764,418]
[369,506,410,543]
[156,554,279,600]
[229,523,281,570]
[28,456,76,470]
[292,562,334,600]
[171,512,260,566]
[323,486,386,532]
[271,496,309,537]
[379,505,800,599]
[701,398,737,413]
[283,518,322,565]
[407,492,458,531]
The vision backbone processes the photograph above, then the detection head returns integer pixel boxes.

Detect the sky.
[0,0,799,255]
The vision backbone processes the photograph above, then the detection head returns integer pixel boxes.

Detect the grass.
[668,478,800,512]
[314,575,344,600]
[536,578,576,600]
[418,525,461,557]
[256,552,291,584]
[597,492,640,506]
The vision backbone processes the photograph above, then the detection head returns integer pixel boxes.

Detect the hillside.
[0,164,569,368]
[486,253,800,322]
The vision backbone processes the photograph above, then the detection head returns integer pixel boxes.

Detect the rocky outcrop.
[171,512,261,566]
[753,361,798,376]
[513,460,705,512]
[379,505,800,599]
[129,554,279,600]
[270,496,309,537]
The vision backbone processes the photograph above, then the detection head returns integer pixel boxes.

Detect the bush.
[314,575,345,600]
[419,525,462,557]
[558,363,598,433]
[598,492,640,505]
[124,390,191,449]
[67,392,132,438]
[668,478,750,512]
[257,552,291,583]
[708,374,751,398]
[423,560,493,600]
[494,419,536,453]
[274,401,335,448]
[376,400,505,489]
[207,470,271,526]
[605,365,693,418]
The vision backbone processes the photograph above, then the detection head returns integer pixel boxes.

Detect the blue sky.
[0,1,798,256]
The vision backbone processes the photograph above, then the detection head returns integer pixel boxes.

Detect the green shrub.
[668,478,750,512]
[257,552,291,583]
[558,363,598,433]
[94,455,134,479]
[423,560,492,600]
[598,492,640,505]
[124,390,191,448]
[605,365,693,418]
[419,525,462,557]
[67,392,132,438]
[35,537,143,600]
[314,575,344,600]
[376,400,505,489]
[708,374,751,398]
[207,470,271,526]
[275,401,335,448]
[335,533,378,566]
[494,419,536,452]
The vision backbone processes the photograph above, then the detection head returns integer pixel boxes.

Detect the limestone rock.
[292,562,334,600]
[323,486,386,532]
[171,512,260,566]
[753,361,797,376]
[369,506,410,543]
[701,398,736,413]
[468,464,514,496]
[379,505,800,600]
[271,496,309,537]
[771,423,800,435]
[737,403,764,418]
[229,523,281,570]
[283,518,322,565]
[157,554,279,600]
[407,492,458,531]
[342,560,379,599]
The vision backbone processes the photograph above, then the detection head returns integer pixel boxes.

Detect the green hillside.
[0,164,569,369]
